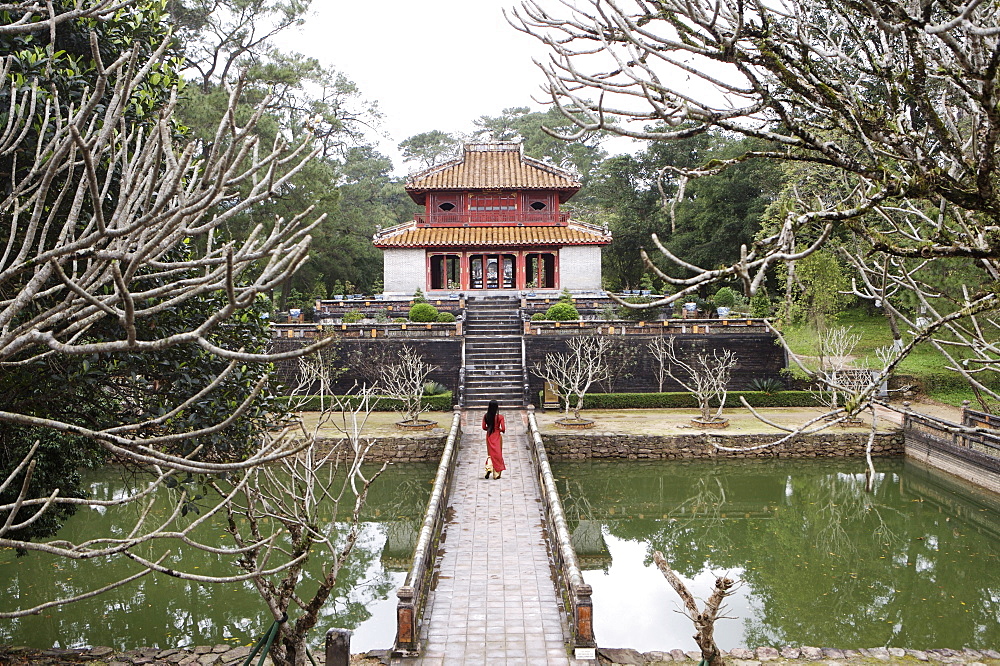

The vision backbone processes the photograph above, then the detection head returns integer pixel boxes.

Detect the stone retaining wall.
[540,431,904,460]
[598,646,1000,665]
[315,433,447,463]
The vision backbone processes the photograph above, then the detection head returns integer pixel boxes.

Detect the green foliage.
[559,288,575,303]
[531,312,547,321]
[422,381,449,396]
[748,377,786,394]
[544,302,580,321]
[398,130,462,168]
[436,311,456,323]
[393,317,408,323]
[750,288,772,318]
[409,302,439,322]
[342,310,364,323]
[713,287,737,309]
[413,288,428,304]
[591,132,784,290]
[277,393,453,412]
[545,391,816,409]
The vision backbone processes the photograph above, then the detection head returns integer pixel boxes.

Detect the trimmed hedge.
[278,392,453,412]
[409,302,439,322]
[541,390,818,410]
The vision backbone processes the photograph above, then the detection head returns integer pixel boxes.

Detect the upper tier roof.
[405,142,581,204]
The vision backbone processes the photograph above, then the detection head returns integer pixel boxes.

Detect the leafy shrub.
[437,311,456,322]
[531,312,547,321]
[713,287,736,309]
[558,287,574,304]
[413,288,427,304]
[342,309,363,323]
[541,390,816,409]
[750,288,771,318]
[393,317,407,323]
[409,302,439,322]
[748,377,785,394]
[423,381,449,396]
[544,302,580,321]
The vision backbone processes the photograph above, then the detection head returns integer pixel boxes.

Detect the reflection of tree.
[553,459,1000,649]
[0,464,434,651]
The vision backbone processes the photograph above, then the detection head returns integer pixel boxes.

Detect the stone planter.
[555,418,596,429]
[690,417,730,429]
[395,419,438,431]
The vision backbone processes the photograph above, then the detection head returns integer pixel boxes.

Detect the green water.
[554,458,1000,651]
[0,463,435,652]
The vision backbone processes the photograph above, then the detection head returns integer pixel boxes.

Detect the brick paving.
[398,409,577,665]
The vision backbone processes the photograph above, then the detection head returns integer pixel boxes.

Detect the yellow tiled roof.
[373,222,611,248]
[406,143,581,192]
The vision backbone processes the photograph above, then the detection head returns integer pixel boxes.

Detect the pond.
[554,458,1000,651]
[0,463,435,653]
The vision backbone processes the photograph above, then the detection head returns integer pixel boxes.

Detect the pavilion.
[373,142,611,297]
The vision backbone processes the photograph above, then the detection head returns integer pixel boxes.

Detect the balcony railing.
[415,211,571,225]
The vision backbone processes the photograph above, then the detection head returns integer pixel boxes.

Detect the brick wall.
[525,332,786,403]
[271,338,462,395]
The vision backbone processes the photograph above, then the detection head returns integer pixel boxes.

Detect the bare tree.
[532,335,613,421]
[214,371,386,666]
[811,326,864,412]
[0,1,339,614]
[661,337,737,424]
[653,551,736,666]
[513,0,1000,421]
[648,336,672,393]
[379,345,437,425]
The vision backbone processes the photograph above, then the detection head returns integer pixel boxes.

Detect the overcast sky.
[279,0,566,174]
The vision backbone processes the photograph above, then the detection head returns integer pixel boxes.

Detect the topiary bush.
[544,302,580,320]
[531,312,547,321]
[409,302,439,322]
[713,287,737,309]
[341,310,363,323]
[436,311,456,323]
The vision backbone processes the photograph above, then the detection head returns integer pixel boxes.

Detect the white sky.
[280,0,564,174]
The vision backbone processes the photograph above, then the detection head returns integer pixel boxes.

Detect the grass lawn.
[776,308,995,408]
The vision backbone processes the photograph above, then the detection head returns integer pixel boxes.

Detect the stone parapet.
[540,431,904,460]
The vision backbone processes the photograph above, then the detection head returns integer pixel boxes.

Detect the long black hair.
[485,400,499,434]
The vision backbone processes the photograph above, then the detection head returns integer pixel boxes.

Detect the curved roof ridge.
[405,142,582,193]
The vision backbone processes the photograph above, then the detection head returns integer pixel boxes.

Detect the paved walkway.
[399,409,577,665]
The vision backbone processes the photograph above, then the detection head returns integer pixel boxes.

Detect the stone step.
[465,373,524,388]
[465,348,521,356]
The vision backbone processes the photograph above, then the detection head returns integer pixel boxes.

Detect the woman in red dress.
[482,400,506,479]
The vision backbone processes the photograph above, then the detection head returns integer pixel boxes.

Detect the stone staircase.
[462,298,524,409]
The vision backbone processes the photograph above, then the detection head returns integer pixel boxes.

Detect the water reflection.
[0,463,434,652]
[554,458,1000,651]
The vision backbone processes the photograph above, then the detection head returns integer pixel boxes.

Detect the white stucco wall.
[559,245,603,291]
[382,248,425,295]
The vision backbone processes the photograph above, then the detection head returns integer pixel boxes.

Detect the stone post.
[396,585,416,650]
[325,629,352,666]
[574,583,596,647]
